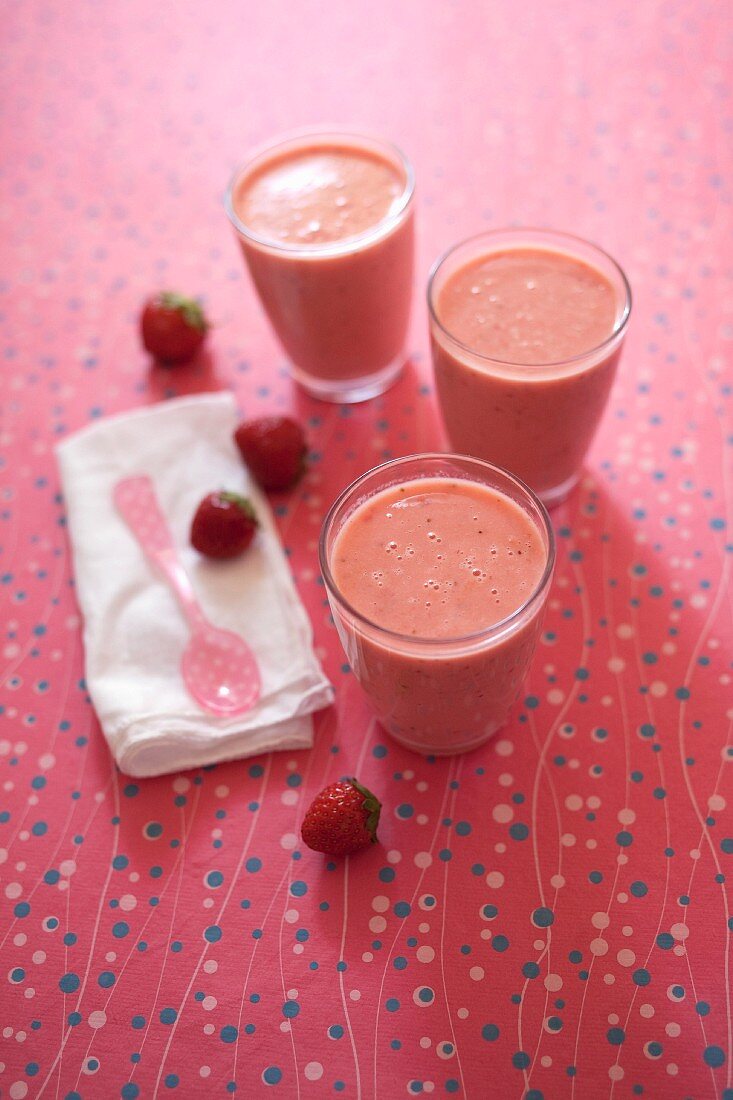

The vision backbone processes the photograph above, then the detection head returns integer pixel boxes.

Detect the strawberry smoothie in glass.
[428,229,632,506]
[225,130,415,403]
[320,454,555,756]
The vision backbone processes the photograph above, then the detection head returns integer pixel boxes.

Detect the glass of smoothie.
[225,129,415,403]
[320,453,555,756]
[428,228,632,505]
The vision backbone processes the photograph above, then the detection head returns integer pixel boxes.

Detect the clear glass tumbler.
[319,453,555,756]
[428,228,632,505]
[225,130,415,403]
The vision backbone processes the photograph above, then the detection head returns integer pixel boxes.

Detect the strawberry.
[140,291,209,364]
[190,491,258,559]
[234,416,307,491]
[301,778,382,857]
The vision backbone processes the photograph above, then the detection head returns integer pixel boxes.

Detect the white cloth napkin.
[56,392,333,778]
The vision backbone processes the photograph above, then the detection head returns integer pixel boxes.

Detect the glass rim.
[223,127,415,257]
[318,452,556,650]
[427,226,633,369]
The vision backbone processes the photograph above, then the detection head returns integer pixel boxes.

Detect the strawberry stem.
[350,777,381,842]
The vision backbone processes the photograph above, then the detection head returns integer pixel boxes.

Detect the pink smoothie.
[227,134,415,399]
[328,475,550,754]
[430,237,630,503]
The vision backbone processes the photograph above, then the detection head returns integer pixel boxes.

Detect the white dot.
[544,974,562,992]
[280,833,298,850]
[203,959,217,974]
[284,909,299,924]
[387,850,402,864]
[486,872,504,888]
[304,1062,324,1081]
[414,851,432,868]
[590,938,609,956]
[10,1083,28,1099]
[495,739,513,756]
[281,790,299,806]
[565,794,583,811]
[5,883,21,899]
[88,1010,106,1029]
[417,946,435,963]
[492,803,513,823]
[617,949,636,967]
[372,895,390,913]
[592,912,610,929]
[215,785,229,798]
[200,1066,211,1078]
[349,989,361,1001]
[118,894,137,912]
[369,916,386,933]
[469,966,485,981]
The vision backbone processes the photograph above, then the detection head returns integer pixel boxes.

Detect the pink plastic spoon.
[114,475,261,717]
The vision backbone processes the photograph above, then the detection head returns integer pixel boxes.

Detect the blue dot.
[245,857,262,873]
[455,821,472,836]
[121,1086,140,1099]
[164,1075,179,1088]
[704,1046,726,1068]
[630,881,648,897]
[262,1066,282,1084]
[282,1000,300,1018]
[394,956,408,970]
[607,1027,625,1045]
[482,904,498,919]
[112,855,129,870]
[482,1024,500,1041]
[10,967,25,983]
[532,907,554,927]
[379,866,395,883]
[59,972,80,993]
[394,901,411,917]
[396,803,414,818]
[112,921,129,938]
[509,823,529,841]
[632,968,651,986]
[98,971,115,988]
[696,1001,711,1016]
[159,1008,177,1024]
[512,1051,531,1069]
[616,831,633,847]
[656,932,674,949]
[522,962,540,978]
[290,881,307,897]
[206,871,224,887]
[31,821,47,836]
[204,925,222,942]
[221,1025,238,1043]
[144,821,163,838]
[131,1015,145,1029]
[492,935,509,952]
[328,1025,344,1039]
[68,1012,82,1026]
[721,838,733,855]
[14,901,30,918]
[418,987,434,1003]
[386,998,400,1012]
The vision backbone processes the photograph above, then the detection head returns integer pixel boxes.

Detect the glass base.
[385,720,504,757]
[538,470,581,508]
[289,353,405,404]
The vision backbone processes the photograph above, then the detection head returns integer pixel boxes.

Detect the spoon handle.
[114,475,205,629]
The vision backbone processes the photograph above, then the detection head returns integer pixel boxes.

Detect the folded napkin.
[56,392,333,778]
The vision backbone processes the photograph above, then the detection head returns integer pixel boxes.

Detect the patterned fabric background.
[1,1,731,1097]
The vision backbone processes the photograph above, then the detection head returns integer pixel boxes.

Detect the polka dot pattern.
[1,0,731,1097]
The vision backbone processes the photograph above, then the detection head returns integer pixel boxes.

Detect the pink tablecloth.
[2,2,732,1097]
